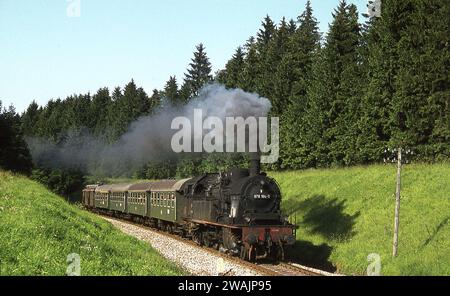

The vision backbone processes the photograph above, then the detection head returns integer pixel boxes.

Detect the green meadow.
[0,171,185,276]
[1,163,449,275]
[271,163,450,275]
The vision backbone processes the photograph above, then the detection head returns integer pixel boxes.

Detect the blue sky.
[0,0,367,113]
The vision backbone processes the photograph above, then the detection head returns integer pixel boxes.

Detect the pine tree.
[329,2,364,165]
[290,0,321,103]
[163,76,180,106]
[107,87,124,141]
[287,18,297,34]
[91,87,111,136]
[254,15,276,97]
[221,47,245,89]
[0,102,33,174]
[21,100,41,137]
[149,89,163,111]
[278,1,321,169]
[109,79,150,138]
[182,43,213,100]
[303,0,363,166]
[388,0,449,159]
[241,37,259,92]
[256,15,276,52]
[265,17,292,116]
[357,0,417,161]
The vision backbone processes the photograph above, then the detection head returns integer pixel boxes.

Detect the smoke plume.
[27,84,271,176]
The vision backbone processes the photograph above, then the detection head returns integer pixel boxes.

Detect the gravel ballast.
[103,217,262,276]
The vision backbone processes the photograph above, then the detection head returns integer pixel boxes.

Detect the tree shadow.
[281,195,360,272]
[421,217,449,248]
[286,240,336,272]
[284,195,360,242]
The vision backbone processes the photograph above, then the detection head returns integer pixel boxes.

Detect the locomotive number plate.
[253,194,270,199]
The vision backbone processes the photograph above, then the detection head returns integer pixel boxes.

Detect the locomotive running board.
[187,219,241,229]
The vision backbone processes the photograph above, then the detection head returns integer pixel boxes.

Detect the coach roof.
[96,184,132,193]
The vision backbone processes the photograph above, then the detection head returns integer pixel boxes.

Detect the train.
[82,153,296,261]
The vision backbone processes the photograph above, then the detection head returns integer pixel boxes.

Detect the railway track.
[97,212,341,276]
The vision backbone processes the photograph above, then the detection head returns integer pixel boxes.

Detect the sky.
[0,0,368,113]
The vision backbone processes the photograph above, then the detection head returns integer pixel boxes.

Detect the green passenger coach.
[147,179,189,223]
[94,184,112,209]
[109,184,132,212]
[127,182,152,216]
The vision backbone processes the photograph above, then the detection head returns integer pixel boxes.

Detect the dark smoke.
[26,84,271,176]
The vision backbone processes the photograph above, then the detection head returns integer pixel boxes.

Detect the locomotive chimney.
[249,152,261,176]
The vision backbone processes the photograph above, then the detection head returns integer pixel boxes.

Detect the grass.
[270,163,450,275]
[13,163,448,275]
[0,171,185,276]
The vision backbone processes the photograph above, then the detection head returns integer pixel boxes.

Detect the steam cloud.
[27,84,271,176]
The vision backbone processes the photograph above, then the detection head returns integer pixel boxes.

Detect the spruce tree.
[254,15,276,97]
[21,100,41,137]
[265,17,292,115]
[303,0,363,166]
[149,89,163,111]
[222,47,245,89]
[242,37,259,92]
[91,87,111,136]
[388,0,449,159]
[182,43,213,100]
[163,76,180,106]
[290,0,321,103]
[358,0,415,161]
[0,102,33,174]
[279,1,321,168]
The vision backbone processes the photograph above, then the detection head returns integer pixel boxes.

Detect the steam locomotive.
[82,153,296,261]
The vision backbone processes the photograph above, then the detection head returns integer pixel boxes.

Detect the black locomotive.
[82,153,296,261]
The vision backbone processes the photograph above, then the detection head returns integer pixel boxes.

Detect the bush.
[31,168,85,197]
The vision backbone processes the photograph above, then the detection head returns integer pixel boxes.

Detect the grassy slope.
[270,163,450,275]
[0,171,184,276]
